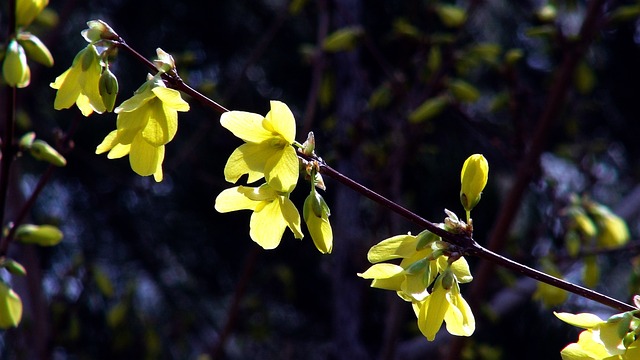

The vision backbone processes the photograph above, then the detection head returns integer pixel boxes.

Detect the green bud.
[460,154,489,213]
[322,26,364,53]
[304,190,330,219]
[422,262,433,287]
[623,332,636,348]
[427,46,442,73]
[18,131,36,150]
[408,95,449,123]
[1,258,27,276]
[448,78,480,103]
[16,0,49,27]
[435,4,467,28]
[440,269,455,290]
[29,139,67,167]
[301,132,315,156]
[99,68,119,112]
[17,32,54,67]
[415,230,440,251]
[405,258,429,275]
[0,282,22,329]
[2,39,30,88]
[616,312,633,339]
[15,224,63,246]
[153,48,176,73]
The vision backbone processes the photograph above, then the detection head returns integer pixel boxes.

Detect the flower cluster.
[51,20,191,181]
[215,101,333,253]
[555,310,640,360]
[358,217,475,340]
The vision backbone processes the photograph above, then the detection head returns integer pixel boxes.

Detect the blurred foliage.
[2,0,640,359]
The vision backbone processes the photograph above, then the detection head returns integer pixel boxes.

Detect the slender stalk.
[304,153,635,312]
[112,25,634,312]
[0,0,18,256]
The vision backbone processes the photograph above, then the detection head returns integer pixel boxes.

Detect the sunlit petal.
[220,110,272,143]
[264,100,296,143]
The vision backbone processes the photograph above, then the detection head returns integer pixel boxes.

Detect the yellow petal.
[116,108,148,145]
[79,45,106,114]
[250,199,287,249]
[76,94,96,117]
[96,130,119,154]
[280,196,303,239]
[223,143,277,184]
[450,257,473,283]
[264,100,296,143]
[419,283,449,341]
[444,292,475,336]
[554,312,604,329]
[304,206,333,254]
[367,234,418,263]
[129,135,163,177]
[370,276,404,292]
[560,330,613,360]
[214,186,261,213]
[142,98,177,146]
[0,282,22,329]
[358,263,404,279]
[52,68,82,110]
[220,110,272,143]
[107,143,131,159]
[401,273,430,301]
[264,146,299,193]
[152,86,190,112]
[116,86,156,113]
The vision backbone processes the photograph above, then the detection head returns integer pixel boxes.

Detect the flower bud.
[303,190,333,254]
[0,282,22,329]
[81,20,119,42]
[19,131,36,150]
[17,32,53,67]
[415,229,440,250]
[15,224,63,246]
[16,0,49,27]
[2,39,30,88]
[1,258,27,277]
[440,268,455,290]
[99,68,119,112]
[460,154,489,213]
[301,132,315,156]
[405,258,429,275]
[154,48,176,73]
[29,139,67,167]
[435,4,467,28]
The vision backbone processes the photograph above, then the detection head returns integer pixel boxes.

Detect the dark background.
[3,0,640,359]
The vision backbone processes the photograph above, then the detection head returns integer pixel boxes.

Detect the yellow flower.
[215,184,303,249]
[303,190,333,254]
[460,154,489,213]
[16,0,48,27]
[220,101,299,193]
[50,44,106,116]
[416,272,475,341]
[96,78,189,182]
[555,311,639,360]
[0,282,22,329]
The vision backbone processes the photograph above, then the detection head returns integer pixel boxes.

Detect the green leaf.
[15,224,64,246]
[435,4,467,28]
[408,96,449,123]
[322,26,364,53]
[448,79,480,103]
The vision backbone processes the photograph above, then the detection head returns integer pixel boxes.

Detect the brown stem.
[303,153,634,312]
[0,0,18,256]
